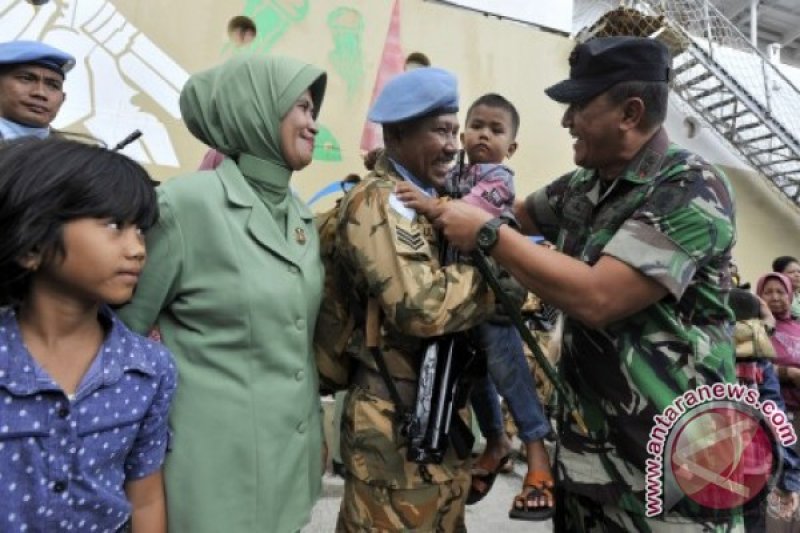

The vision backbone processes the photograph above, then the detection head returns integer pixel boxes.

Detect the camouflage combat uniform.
[526,128,741,531]
[333,155,495,532]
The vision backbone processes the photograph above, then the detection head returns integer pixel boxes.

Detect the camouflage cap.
[545,36,670,104]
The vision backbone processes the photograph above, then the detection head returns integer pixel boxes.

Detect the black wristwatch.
[476,217,508,253]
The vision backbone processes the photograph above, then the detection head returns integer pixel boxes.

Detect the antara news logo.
[645,382,797,517]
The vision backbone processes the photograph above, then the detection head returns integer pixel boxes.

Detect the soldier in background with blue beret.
[333,67,496,531]
[0,40,74,141]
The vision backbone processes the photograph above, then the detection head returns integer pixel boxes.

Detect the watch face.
[477,225,496,250]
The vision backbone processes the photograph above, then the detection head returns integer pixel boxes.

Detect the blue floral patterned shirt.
[0,307,176,532]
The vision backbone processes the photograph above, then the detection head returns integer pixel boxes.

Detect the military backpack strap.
[366,297,409,414]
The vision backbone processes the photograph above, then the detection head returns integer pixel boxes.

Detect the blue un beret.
[0,40,75,77]
[545,37,670,104]
[368,67,458,124]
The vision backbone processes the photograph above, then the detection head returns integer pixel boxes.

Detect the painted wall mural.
[326,6,364,101]
[242,0,309,53]
[0,0,188,167]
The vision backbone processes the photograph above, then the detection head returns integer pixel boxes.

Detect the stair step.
[772,167,800,176]
[693,85,726,100]
[749,146,788,157]
[744,132,779,144]
[760,158,798,168]
[672,58,700,77]
[721,109,752,122]
[677,72,714,88]
[704,98,738,113]
[731,121,761,133]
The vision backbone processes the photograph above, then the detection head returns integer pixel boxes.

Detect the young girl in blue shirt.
[0,137,176,533]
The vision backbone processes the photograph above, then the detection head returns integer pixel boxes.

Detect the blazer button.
[53,480,68,493]
[295,318,305,329]
[295,370,305,381]
[297,421,307,433]
[288,265,300,274]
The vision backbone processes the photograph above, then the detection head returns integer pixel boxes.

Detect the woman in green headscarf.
[119,55,327,533]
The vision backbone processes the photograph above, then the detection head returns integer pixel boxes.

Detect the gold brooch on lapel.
[295,227,307,245]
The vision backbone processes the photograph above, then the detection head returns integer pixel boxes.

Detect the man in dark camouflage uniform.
[334,67,495,532]
[411,37,742,531]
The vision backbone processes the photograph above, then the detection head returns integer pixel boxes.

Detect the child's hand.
[395,182,438,217]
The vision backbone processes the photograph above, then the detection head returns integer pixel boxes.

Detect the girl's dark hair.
[0,137,157,304]
[773,255,799,273]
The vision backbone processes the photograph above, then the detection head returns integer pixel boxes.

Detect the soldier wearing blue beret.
[0,40,74,141]
[401,36,753,530]
[334,67,497,531]
[368,67,458,125]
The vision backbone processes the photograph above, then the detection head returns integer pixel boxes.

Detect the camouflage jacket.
[336,155,494,488]
[528,128,737,514]
[337,155,494,379]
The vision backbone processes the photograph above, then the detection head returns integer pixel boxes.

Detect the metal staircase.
[576,1,800,205]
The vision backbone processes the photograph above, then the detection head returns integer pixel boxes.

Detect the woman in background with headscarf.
[758,272,800,411]
[119,55,326,533]
[773,256,800,317]
[757,272,800,529]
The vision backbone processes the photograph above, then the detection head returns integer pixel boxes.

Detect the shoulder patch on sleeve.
[388,192,417,221]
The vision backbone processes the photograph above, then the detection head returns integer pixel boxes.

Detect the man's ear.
[506,141,518,159]
[459,131,465,146]
[620,97,645,131]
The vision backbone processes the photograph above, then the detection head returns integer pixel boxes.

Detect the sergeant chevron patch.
[396,227,424,250]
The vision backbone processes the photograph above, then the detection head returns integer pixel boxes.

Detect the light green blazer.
[119,159,323,533]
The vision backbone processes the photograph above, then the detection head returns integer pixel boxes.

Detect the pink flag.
[360,0,404,153]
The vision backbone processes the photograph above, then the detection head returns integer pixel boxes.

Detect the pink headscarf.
[756,272,793,320]
[757,272,800,409]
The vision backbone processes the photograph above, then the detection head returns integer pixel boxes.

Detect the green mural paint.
[327,7,365,100]
[313,124,342,162]
[242,0,310,53]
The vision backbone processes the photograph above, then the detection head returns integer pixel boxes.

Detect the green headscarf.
[179,54,326,210]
